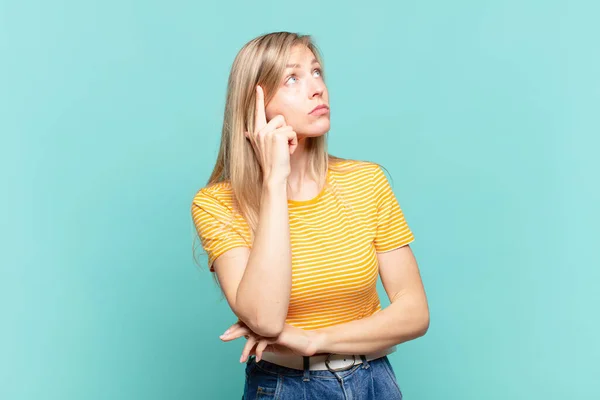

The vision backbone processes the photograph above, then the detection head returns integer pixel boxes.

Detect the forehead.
[287,45,317,63]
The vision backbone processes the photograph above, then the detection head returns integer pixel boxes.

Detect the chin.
[301,120,330,137]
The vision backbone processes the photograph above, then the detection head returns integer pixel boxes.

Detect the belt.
[260,345,396,371]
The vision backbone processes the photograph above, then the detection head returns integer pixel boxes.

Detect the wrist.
[262,178,287,196]
[309,329,330,355]
[263,174,287,187]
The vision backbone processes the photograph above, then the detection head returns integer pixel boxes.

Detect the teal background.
[2,0,599,399]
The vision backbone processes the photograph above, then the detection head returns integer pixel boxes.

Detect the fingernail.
[240,355,244,363]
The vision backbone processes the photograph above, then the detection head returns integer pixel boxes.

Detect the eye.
[313,68,322,77]
[285,75,298,85]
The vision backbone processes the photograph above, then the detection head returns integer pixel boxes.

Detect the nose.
[309,78,325,99]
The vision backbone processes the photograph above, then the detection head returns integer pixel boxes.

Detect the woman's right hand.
[245,85,298,184]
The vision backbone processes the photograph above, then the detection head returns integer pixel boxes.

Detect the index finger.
[220,325,250,341]
[254,85,267,131]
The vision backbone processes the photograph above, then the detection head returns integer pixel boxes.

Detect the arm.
[234,181,292,336]
[213,181,292,338]
[222,241,429,360]
[199,90,296,339]
[304,245,429,355]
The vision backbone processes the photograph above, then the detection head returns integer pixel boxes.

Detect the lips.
[309,104,329,115]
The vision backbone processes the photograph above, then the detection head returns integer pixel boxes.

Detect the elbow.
[252,307,286,337]
[234,306,285,338]
[233,283,290,337]
[243,315,284,338]
[253,320,285,338]
[416,308,430,337]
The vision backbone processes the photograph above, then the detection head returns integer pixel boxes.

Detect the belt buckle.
[324,354,356,372]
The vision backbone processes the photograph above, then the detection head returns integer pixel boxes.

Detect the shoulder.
[191,181,236,212]
[329,158,383,182]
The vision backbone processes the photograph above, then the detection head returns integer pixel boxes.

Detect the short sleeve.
[191,189,249,272]
[372,166,415,252]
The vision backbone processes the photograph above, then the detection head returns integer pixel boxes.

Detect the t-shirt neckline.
[287,168,330,207]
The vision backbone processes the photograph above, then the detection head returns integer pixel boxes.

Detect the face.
[264,45,330,137]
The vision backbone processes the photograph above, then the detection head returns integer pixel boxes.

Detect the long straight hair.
[206,32,350,238]
[194,32,388,285]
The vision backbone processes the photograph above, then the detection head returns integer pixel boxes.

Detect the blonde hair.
[193,32,387,284]
[207,31,353,236]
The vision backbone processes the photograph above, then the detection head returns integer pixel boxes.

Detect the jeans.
[242,354,403,399]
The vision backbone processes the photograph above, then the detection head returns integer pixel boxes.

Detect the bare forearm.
[236,180,292,337]
[313,294,430,355]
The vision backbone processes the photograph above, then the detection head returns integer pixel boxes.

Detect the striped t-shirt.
[191,159,415,330]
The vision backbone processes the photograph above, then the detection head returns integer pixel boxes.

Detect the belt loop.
[360,354,370,369]
[303,356,310,381]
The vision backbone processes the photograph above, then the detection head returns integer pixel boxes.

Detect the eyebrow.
[285,58,319,69]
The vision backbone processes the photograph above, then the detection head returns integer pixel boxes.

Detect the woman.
[191,31,429,399]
